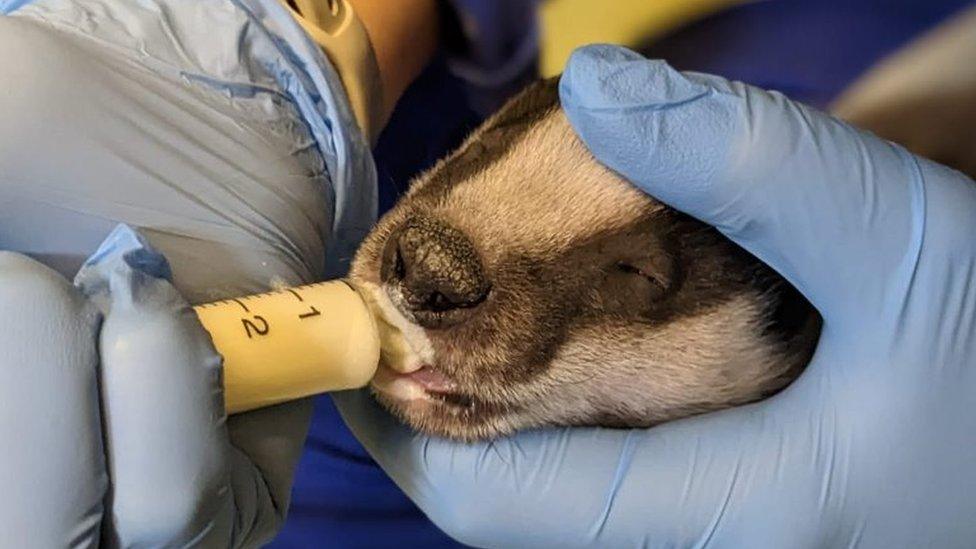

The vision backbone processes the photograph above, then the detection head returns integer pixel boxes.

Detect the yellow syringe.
[193,280,399,414]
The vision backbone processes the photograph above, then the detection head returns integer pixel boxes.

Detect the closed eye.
[617,261,669,290]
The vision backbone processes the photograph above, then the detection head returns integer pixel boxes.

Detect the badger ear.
[616,245,678,300]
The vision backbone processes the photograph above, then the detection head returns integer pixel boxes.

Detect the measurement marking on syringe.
[286,289,304,302]
[282,288,321,319]
[194,283,341,340]
[242,315,269,338]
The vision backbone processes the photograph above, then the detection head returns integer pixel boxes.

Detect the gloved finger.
[0,252,106,548]
[558,44,971,324]
[75,226,235,548]
[333,377,832,548]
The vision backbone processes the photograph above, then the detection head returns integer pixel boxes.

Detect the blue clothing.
[640,0,976,110]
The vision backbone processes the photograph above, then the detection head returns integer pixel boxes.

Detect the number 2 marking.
[299,306,321,320]
[242,315,270,338]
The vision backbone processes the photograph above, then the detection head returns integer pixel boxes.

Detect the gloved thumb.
[558,44,956,323]
[76,225,235,547]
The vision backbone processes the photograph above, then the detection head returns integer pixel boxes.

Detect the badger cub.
[351,78,821,441]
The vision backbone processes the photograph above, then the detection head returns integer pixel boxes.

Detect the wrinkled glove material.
[0,0,376,546]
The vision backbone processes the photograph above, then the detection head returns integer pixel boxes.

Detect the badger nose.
[382,217,490,326]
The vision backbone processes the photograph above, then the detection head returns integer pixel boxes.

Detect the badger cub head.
[350,78,821,441]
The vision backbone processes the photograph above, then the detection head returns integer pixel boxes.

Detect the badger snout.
[381,216,491,328]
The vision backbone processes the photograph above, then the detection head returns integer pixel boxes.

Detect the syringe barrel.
[193,280,380,414]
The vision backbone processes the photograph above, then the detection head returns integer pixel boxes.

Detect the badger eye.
[617,261,670,291]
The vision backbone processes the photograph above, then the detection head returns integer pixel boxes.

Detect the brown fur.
[351,78,821,441]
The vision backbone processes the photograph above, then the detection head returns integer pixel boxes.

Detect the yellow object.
[539,0,748,77]
[279,0,384,143]
[194,280,386,414]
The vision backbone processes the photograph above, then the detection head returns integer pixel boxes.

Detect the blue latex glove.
[0,227,238,547]
[0,0,375,545]
[333,44,976,547]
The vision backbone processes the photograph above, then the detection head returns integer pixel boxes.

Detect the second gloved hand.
[0,226,301,548]
[334,45,976,548]
[74,227,236,547]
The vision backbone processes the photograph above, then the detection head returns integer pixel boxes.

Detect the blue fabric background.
[270,1,975,546]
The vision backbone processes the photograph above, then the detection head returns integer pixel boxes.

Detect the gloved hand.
[0,226,304,548]
[333,44,976,548]
[0,1,375,545]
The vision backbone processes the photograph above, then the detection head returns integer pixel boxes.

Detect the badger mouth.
[370,363,520,441]
[359,283,507,432]
[407,365,479,409]
[371,363,480,410]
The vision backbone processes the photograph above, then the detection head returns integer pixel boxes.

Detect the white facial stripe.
[435,112,658,256]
